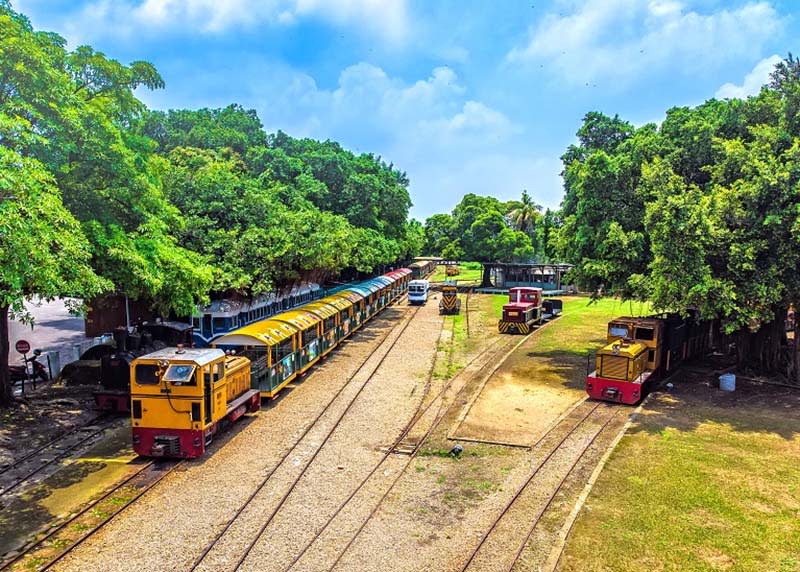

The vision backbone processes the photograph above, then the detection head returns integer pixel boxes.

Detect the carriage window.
[635,327,655,341]
[213,317,227,333]
[135,364,160,385]
[164,364,196,385]
[274,339,294,361]
[302,327,317,346]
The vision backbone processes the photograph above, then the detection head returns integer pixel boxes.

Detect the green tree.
[0,2,212,318]
[423,213,455,256]
[558,56,800,378]
[424,194,533,285]
[0,148,110,405]
[508,189,542,235]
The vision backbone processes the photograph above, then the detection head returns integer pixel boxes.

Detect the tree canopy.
[0,3,420,405]
[556,56,800,376]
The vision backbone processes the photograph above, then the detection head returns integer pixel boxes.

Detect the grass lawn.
[429,263,483,285]
[559,379,800,572]
[537,296,652,356]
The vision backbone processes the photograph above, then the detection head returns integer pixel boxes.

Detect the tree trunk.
[481,264,492,288]
[736,304,788,375]
[0,304,12,407]
[795,313,799,385]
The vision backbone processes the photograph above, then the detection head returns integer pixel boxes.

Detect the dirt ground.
[0,385,100,467]
[454,296,626,446]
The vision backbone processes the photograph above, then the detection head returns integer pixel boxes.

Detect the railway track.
[278,314,495,571]
[465,287,473,337]
[188,302,422,572]
[308,333,518,572]
[0,459,181,572]
[457,401,621,572]
[280,312,521,571]
[0,414,123,499]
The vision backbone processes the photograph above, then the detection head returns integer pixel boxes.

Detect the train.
[409,257,438,279]
[408,279,430,305]
[439,283,461,315]
[130,269,412,458]
[191,282,322,347]
[585,312,715,404]
[498,287,562,334]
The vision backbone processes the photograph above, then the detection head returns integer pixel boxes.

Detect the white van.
[408,280,429,305]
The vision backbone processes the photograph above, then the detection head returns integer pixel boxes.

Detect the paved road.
[8,298,87,362]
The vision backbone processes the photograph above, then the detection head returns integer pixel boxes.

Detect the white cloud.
[508,1,782,85]
[285,65,542,217]
[716,54,781,99]
[162,59,545,217]
[59,0,408,43]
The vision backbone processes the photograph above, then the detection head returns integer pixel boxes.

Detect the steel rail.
[456,401,606,572]
[187,297,418,572]
[228,305,423,572]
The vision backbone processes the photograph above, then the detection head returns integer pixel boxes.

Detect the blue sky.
[12,0,798,219]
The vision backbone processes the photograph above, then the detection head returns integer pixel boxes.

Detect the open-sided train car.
[213,269,412,400]
[586,312,715,404]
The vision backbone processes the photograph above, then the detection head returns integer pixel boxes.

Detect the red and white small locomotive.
[498,287,562,334]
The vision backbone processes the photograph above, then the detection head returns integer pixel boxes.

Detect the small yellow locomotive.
[439,283,461,315]
[131,347,259,458]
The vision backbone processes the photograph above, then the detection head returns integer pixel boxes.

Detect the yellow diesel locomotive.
[130,347,260,458]
[439,283,461,315]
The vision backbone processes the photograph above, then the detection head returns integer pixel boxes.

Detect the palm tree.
[509,190,542,235]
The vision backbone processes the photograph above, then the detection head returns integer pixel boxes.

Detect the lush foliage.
[556,58,800,374]
[423,190,559,264]
[0,3,418,404]
[140,110,418,294]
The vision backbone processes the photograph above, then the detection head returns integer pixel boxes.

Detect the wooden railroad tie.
[378,440,417,455]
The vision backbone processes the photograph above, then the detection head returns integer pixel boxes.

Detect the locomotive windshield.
[163,364,196,385]
[609,325,628,337]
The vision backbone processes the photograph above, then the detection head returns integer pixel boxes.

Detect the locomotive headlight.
[133,434,141,445]
[194,436,201,447]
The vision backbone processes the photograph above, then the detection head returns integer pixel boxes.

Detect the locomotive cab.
[131,348,259,458]
[586,339,653,403]
[606,317,665,371]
